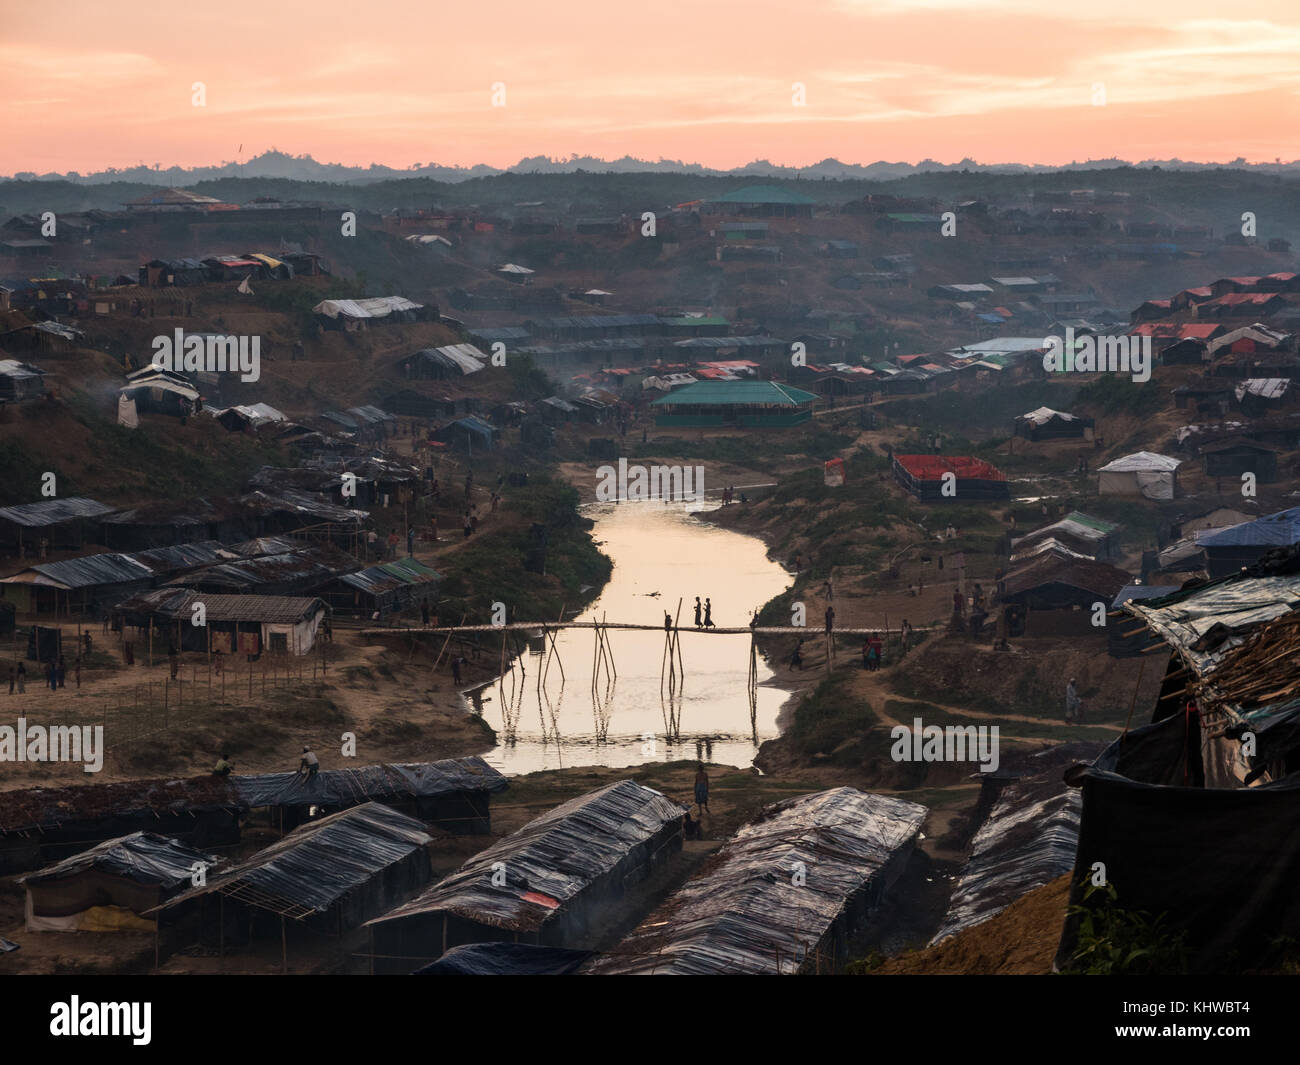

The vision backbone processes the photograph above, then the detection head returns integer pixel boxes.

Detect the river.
[477,500,798,774]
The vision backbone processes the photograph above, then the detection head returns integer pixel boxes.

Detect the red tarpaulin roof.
[894,454,1006,480]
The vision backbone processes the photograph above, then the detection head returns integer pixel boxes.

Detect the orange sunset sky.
[3,0,1299,173]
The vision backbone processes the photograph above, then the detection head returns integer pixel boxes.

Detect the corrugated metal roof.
[650,380,815,407]
[1,552,153,590]
[673,335,785,349]
[118,589,326,624]
[167,546,354,591]
[0,497,115,527]
[338,558,441,596]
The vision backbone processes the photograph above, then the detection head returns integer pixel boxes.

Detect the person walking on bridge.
[693,597,702,628]
[703,598,715,629]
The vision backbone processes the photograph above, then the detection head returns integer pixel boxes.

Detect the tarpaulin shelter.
[312,297,425,330]
[21,832,218,932]
[407,345,487,380]
[585,788,926,975]
[1056,721,1300,973]
[231,757,506,834]
[1108,584,1180,657]
[1196,506,1300,577]
[932,744,1102,945]
[0,775,245,876]
[153,802,435,944]
[365,780,684,973]
[1097,451,1180,501]
[891,454,1009,502]
[1055,555,1300,971]
[415,942,593,975]
[1013,406,1093,441]
[1011,511,1119,562]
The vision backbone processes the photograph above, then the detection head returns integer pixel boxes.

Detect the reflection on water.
[479,501,796,775]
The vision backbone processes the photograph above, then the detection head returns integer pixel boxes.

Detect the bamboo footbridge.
[364,599,887,744]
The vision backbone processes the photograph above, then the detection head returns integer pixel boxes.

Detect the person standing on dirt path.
[694,764,711,815]
[694,597,702,628]
[56,655,66,689]
[1065,678,1082,724]
[824,605,835,635]
[451,656,464,685]
[16,662,26,693]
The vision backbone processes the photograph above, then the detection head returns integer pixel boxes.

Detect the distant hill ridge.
[6,149,1300,185]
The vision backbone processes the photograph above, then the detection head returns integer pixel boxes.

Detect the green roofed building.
[708,185,815,218]
[651,380,817,428]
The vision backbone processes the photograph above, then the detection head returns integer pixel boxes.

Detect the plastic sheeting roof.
[586,788,926,975]
[1123,573,1300,676]
[232,757,506,810]
[154,802,432,920]
[1198,507,1300,548]
[313,296,422,319]
[1235,378,1291,402]
[416,943,593,975]
[930,746,1100,944]
[414,345,486,375]
[368,780,684,934]
[1017,406,1079,425]
[1097,451,1181,473]
[21,832,218,889]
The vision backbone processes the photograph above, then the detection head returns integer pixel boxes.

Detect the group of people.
[692,596,715,629]
[719,486,748,506]
[7,655,80,693]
